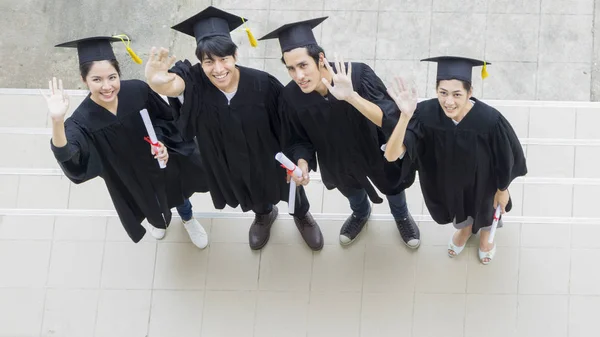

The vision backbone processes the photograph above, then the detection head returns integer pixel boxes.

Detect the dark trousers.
[252,185,310,218]
[338,186,409,221]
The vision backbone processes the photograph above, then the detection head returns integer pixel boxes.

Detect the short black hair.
[80,59,121,80]
[280,44,326,66]
[436,79,472,92]
[196,35,238,61]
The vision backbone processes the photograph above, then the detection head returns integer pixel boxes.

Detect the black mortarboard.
[55,36,123,65]
[421,56,490,82]
[258,17,328,53]
[171,6,248,45]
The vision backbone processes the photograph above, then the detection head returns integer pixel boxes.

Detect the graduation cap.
[421,56,490,83]
[258,17,328,53]
[171,6,257,47]
[55,35,143,65]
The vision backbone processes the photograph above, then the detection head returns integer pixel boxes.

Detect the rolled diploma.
[140,108,166,169]
[488,205,502,244]
[275,152,302,214]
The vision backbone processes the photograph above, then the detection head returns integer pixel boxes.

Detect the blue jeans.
[339,187,409,221]
[176,199,193,221]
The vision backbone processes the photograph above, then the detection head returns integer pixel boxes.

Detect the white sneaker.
[183,218,208,249]
[149,226,166,240]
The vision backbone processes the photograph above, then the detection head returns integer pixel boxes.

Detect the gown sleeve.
[166,60,201,141]
[141,79,198,157]
[380,100,427,182]
[381,101,426,163]
[392,109,425,181]
[144,83,175,122]
[50,119,103,184]
[403,109,425,163]
[266,74,284,144]
[278,95,318,171]
[491,113,528,191]
[356,63,401,135]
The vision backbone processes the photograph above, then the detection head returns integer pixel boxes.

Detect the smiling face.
[436,79,473,121]
[195,35,240,93]
[200,53,239,92]
[282,46,327,95]
[82,60,121,106]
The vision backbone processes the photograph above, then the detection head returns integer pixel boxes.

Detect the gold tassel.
[113,34,143,64]
[241,17,258,47]
[244,27,258,47]
[481,61,489,80]
[126,46,143,64]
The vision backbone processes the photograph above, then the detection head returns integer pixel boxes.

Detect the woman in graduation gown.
[45,36,209,248]
[383,56,527,264]
[144,7,324,251]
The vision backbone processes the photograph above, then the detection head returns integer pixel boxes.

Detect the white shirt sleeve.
[380,143,405,159]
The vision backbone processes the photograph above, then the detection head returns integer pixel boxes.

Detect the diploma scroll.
[140,109,166,169]
[488,205,502,244]
[275,152,302,214]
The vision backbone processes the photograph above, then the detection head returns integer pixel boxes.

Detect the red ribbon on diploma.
[143,136,158,147]
[280,164,295,176]
[144,136,161,155]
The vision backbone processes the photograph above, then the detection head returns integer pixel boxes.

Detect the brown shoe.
[249,206,278,250]
[294,211,324,251]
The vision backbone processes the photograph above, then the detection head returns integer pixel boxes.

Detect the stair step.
[1,207,599,225]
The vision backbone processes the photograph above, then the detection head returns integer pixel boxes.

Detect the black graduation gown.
[167,61,291,212]
[51,79,208,243]
[279,62,415,203]
[382,98,527,233]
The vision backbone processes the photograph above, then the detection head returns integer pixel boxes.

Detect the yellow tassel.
[244,27,258,47]
[481,61,489,80]
[112,34,143,64]
[126,46,143,64]
[241,17,258,48]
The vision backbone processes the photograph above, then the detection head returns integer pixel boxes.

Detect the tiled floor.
[1,214,599,337]
[2,94,600,336]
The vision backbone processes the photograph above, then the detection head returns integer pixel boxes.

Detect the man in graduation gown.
[382,56,527,264]
[144,6,324,251]
[259,18,421,248]
[48,36,210,246]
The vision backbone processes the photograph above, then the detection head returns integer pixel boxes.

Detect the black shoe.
[293,212,324,251]
[248,206,279,250]
[395,213,420,249]
[339,207,371,246]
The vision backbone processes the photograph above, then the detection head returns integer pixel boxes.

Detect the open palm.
[42,77,70,121]
[321,54,354,101]
[145,47,178,86]
[387,77,418,118]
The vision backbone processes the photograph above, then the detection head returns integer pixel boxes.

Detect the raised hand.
[387,77,418,118]
[321,54,354,101]
[145,47,178,86]
[42,77,70,122]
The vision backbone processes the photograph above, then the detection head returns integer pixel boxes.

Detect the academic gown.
[279,62,415,204]
[167,60,291,212]
[51,79,208,243]
[381,97,527,233]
